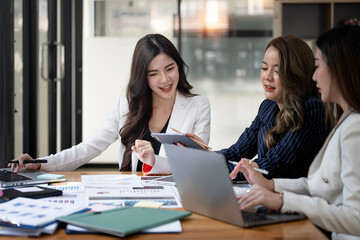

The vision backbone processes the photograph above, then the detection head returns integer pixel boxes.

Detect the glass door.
[25,0,82,158]
[0,0,83,166]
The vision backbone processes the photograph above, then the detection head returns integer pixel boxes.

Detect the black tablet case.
[1,186,62,200]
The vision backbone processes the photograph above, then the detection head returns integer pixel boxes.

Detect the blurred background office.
[1,0,359,167]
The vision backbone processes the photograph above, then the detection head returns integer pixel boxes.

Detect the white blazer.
[274,110,360,240]
[41,91,211,174]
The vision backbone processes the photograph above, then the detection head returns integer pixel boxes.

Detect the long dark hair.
[120,34,195,171]
[264,35,318,149]
[316,25,360,127]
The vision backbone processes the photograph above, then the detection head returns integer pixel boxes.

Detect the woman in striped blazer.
[189,35,329,181]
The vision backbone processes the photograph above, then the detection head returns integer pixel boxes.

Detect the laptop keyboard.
[242,211,270,222]
[0,170,32,182]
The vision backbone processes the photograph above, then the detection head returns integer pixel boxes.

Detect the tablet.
[150,133,204,150]
[149,175,176,186]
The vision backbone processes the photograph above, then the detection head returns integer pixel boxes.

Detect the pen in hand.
[7,159,48,164]
[228,160,269,175]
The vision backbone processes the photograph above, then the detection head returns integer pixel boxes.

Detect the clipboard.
[57,207,191,237]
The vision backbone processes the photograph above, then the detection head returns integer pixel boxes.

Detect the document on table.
[233,184,251,196]
[47,182,85,193]
[85,185,182,208]
[41,193,88,206]
[0,197,86,228]
[81,174,142,188]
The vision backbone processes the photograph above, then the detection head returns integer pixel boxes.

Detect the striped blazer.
[220,97,329,180]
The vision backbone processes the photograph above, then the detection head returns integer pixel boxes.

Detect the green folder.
[57,207,191,237]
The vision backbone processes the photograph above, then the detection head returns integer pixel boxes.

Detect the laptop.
[0,168,66,188]
[163,144,305,227]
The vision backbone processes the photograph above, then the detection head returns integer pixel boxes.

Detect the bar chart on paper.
[81,175,182,208]
[86,186,181,208]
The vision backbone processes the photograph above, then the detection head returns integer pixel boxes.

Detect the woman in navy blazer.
[226,97,327,180]
[190,35,329,181]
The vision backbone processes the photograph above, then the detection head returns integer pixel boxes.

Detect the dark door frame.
[23,0,39,158]
[24,0,83,156]
[61,0,83,150]
[0,0,15,167]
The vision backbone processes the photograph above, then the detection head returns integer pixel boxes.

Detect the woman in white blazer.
[10,34,210,174]
[233,25,360,240]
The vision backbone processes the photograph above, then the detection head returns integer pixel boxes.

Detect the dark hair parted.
[119,34,195,171]
[264,35,318,149]
[316,25,360,127]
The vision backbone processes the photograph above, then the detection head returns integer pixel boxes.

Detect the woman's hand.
[184,133,204,144]
[237,184,283,211]
[184,133,212,151]
[131,140,156,166]
[8,153,41,173]
[230,158,274,191]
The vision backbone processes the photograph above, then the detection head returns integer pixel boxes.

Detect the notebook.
[163,144,306,227]
[57,207,191,237]
[0,168,66,188]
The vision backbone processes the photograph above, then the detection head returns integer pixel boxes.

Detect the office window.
[92,0,176,37]
[180,0,272,149]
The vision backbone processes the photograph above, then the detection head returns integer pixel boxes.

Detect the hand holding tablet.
[151,128,211,151]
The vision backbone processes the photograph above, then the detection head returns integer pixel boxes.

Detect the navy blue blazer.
[219,97,329,180]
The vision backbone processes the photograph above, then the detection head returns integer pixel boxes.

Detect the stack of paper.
[0,223,58,237]
[0,197,86,236]
[65,220,183,234]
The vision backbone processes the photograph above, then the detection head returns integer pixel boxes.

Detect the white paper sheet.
[41,193,88,206]
[47,182,85,193]
[81,174,142,188]
[85,185,182,208]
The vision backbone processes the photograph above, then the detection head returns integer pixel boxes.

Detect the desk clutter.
[0,174,189,237]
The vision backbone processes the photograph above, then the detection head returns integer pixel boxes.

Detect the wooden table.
[0,171,327,239]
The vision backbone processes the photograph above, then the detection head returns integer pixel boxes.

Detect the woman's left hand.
[131,140,156,166]
[237,184,283,211]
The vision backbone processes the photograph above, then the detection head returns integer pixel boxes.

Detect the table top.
[0,171,327,240]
